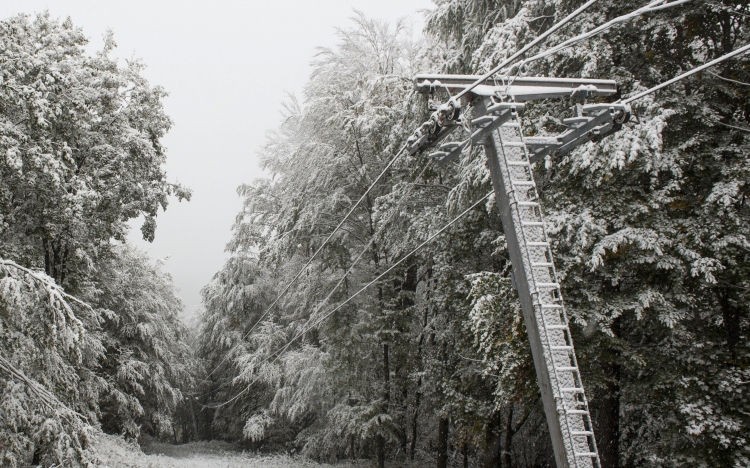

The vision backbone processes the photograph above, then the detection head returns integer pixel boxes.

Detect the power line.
[0,259,95,315]
[197,162,432,402]
[269,191,493,361]
[406,0,600,153]
[198,161,430,400]
[623,43,750,103]
[200,0,718,409]
[290,163,434,335]
[202,191,492,409]
[489,0,686,116]
[0,353,89,424]
[203,143,409,381]
[505,0,690,75]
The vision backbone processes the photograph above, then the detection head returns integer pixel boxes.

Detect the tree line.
[195,1,749,467]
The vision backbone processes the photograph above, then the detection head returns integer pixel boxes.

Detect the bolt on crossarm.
[411,74,631,468]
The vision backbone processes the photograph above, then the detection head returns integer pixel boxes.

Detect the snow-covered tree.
[198,12,438,464]
[0,12,190,289]
[0,259,102,467]
[197,1,748,467]
[92,244,192,440]
[197,253,278,441]
[0,12,194,466]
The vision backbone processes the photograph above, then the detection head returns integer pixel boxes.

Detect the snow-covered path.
[95,434,361,468]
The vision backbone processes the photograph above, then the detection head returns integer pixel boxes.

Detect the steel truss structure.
[410,74,631,468]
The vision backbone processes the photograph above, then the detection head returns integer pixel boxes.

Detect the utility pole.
[409,74,630,468]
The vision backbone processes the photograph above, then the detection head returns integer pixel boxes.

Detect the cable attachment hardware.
[612,104,631,129]
[407,99,463,155]
[570,84,598,102]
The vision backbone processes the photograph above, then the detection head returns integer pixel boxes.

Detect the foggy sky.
[0,0,433,318]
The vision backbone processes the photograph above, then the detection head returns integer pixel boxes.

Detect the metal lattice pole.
[478,98,601,468]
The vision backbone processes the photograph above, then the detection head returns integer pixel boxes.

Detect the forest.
[0,1,748,467]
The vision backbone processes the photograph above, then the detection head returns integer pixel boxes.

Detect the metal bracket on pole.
[427,101,630,167]
[414,74,618,102]
[427,101,524,165]
[525,103,630,164]
[410,74,629,166]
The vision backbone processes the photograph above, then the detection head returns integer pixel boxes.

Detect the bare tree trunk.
[596,385,620,468]
[718,286,741,361]
[41,236,68,285]
[437,417,449,468]
[42,236,51,277]
[592,316,621,468]
[400,386,408,452]
[377,430,385,465]
[411,279,430,461]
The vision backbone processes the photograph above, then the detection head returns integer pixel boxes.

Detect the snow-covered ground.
[95,434,338,468]
[94,433,429,468]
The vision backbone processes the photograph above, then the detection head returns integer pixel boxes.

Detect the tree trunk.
[41,236,68,285]
[411,281,429,460]
[502,405,513,468]
[400,386,408,452]
[484,410,503,468]
[384,342,390,405]
[596,385,620,468]
[595,319,621,468]
[410,376,421,460]
[718,286,741,361]
[42,236,50,277]
[675,25,691,96]
[437,417,449,468]
[377,436,385,468]
[377,342,390,468]
[189,397,200,441]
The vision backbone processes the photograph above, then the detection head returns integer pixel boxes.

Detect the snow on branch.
[0,258,94,317]
[0,353,89,424]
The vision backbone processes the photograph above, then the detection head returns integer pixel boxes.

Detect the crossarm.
[414,74,618,102]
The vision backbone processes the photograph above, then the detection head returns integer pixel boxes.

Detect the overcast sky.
[0,0,433,317]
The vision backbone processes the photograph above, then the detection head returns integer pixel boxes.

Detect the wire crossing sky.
[0,0,432,317]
